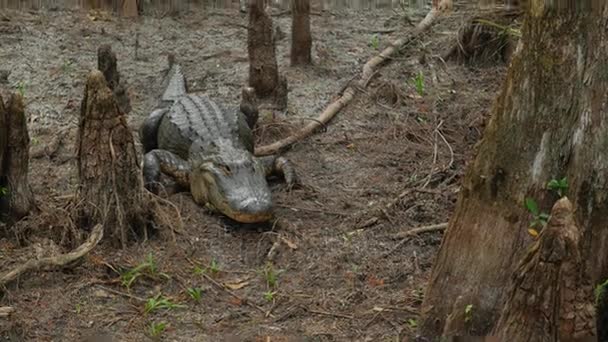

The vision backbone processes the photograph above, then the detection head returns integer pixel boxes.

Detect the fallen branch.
[382,222,447,258]
[0,224,103,287]
[254,8,444,156]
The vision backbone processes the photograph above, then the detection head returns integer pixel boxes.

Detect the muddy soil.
[0,1,508,341]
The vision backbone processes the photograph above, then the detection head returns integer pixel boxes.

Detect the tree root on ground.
[0,224,103,287]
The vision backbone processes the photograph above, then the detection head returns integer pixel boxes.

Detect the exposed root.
[382,223,447,258]
[0,223,103,287]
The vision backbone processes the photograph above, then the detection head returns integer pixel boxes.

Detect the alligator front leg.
[143,149,191,195]
[258,155,299,190]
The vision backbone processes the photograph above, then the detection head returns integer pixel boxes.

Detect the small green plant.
[0,186,7,198]
[119,253,169,288]
[464,304,473,323]
[208,258,220,274]
[74,303,82,314]
[407,318,418,329]
[547,177,568,197]
[187,287,203,302]
[16,81,25,97]
[61,60,73,73]
[144,294,185,314]
[193,265,204,275]
[525,197,550,233]
[411,71,425,96]
[149,322,167,338]
[262,263,283,289]
[369,34,379,50]
[595,278,608,305]
[263,290,276,302]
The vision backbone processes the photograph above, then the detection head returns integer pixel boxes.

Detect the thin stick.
[307,308,355,320]
[0,224,104,286]
[96,285,146,302]
[382,223,448,258]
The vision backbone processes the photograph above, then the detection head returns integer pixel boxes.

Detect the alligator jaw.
[225,210,273,224]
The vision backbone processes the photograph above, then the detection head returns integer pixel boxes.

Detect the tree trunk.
[0,93,35,223]
[0,95,6,185]
[290,0,312,66]
[121,0,138,17]
[491,198,595,340]
[419,3,608,337]
[248,0,280,98]
[76,70,147,248]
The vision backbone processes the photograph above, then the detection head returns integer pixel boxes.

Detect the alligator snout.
[238,197,272,215]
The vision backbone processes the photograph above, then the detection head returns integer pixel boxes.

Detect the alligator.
[139,56,297,223]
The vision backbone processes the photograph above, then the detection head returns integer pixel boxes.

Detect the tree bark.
[248,0,280,98]
[76,70,147,248]
[419,3,608,337]
[491,198,595,340]
[290,0,312,66]
[0,93,35,223]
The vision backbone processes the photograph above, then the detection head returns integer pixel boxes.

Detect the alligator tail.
[161,53,188,102]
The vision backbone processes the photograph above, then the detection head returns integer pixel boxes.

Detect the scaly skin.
[140,58,297,223]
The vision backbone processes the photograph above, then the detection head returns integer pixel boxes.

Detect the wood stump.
[76,70,147,247]
[247,0,288,110]
[97,44,131,114]
[290,0,312,66]
[492,198,596,340]
[0,93,35,224]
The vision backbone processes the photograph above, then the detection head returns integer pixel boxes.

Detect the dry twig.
[382,223,448,258]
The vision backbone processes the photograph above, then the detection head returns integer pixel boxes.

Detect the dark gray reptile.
[140,57,297,223]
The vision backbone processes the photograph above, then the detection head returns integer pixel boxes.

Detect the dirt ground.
[0,1,509,341]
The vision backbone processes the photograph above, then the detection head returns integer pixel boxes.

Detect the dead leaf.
[280,236,298,250]
[228,297,243,306]
[527,228,539,238]
[366,275,385,287]
[224,280,250,290]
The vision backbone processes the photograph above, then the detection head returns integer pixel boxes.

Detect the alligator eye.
[218,165,231,175]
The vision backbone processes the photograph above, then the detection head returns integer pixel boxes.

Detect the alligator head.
[188,138,273,223]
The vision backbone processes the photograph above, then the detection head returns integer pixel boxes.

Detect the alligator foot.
[143,149,191,195]
[258,155,299,190]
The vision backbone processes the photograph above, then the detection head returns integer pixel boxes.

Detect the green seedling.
[120,253,170,289]
[187,287,203,302]
[261,263,283,289]
[547,177,568,197]
[208,258,220,274]
[369,34,379,50]
[0,186,7,197]
[149,322,167,338]
[193,265,204,275]
[525,197,549,236]
[263,290,276,302]
[407,318,417,329]
[411,71,425,96]
[464,304,473,323]
[61,60,73,73]
[595,278,608,305]
[144,294,185,314]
